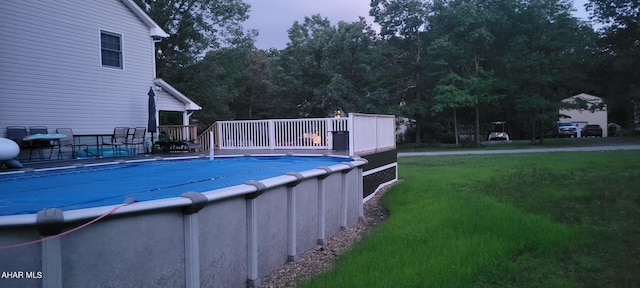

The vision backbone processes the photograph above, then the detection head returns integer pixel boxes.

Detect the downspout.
[151,38,162,79]
[152,38,162,140]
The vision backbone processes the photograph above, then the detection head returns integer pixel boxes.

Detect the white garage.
[559,93,608,137]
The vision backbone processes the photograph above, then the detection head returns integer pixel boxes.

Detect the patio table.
[74,133,112,157]
[23,133,67,161]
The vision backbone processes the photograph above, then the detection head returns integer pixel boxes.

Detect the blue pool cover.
[0,156,349,216]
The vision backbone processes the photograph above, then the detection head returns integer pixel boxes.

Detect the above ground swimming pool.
[0,154,366,288]
[0,155,351,216]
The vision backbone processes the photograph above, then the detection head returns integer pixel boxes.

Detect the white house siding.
[559,94,608,137]
[0,0,156,136]
[157,90,188,112]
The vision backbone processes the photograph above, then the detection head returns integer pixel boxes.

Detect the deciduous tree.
[370,0,431,145]
[587,0,640,130]
[428,0,499,145]
[133,0,251,78]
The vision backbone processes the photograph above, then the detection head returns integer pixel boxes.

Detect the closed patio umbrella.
[148,87,157,152]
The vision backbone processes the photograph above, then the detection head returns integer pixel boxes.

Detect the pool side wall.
[0,156,366,288]
[360,149,398,201]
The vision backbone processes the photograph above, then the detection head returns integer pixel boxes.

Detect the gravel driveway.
[398,144,640,157]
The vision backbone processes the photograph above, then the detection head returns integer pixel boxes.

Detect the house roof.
[154,78,202,111]
[120,0,169,38]
[562,93,603,103]
[560,93,607,116]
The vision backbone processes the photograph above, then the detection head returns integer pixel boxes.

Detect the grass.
[301,151,640,288]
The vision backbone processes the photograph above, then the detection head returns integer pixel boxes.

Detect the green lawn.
[396,136,640,152]
[302,151,640,288]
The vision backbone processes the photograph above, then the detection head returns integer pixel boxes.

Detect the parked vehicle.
[488,121,510,141]
[608,123,621,137]
[557,122,578,138]
[582,124,603,137]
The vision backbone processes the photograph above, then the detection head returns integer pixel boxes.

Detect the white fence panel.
[377,115,396,149]
[350,113,396,155]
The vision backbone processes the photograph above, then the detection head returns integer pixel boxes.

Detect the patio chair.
[102,127,129,156]
[29,126,55,160]
[6,126,34,161]
[56,128,88,159]
[126,127,146,154]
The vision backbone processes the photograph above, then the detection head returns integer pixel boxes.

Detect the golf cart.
[488,121,510,141]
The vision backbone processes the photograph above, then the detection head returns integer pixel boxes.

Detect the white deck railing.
[208,113,395,156]
[158,125,198,142]
[216,118,348,150]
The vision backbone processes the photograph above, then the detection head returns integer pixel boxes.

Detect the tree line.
[134,0,639,145]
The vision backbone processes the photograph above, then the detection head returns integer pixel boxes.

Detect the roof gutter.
[120,0,169,39]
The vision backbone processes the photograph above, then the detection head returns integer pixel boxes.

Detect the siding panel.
[0,0,157,135]
[157,90,187,112]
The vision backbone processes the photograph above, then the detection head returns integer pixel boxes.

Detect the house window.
[101,31,122,68]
